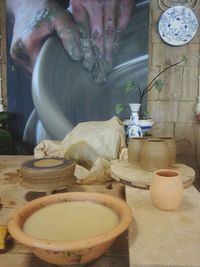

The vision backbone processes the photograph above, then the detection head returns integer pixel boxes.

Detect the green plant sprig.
[116,55,187,118]
[0,111,9,124]
[141,56,186,100]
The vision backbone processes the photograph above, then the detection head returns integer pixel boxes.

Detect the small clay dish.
[19,157,75,193]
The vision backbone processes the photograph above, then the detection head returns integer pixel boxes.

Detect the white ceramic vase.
[127,104,143,139]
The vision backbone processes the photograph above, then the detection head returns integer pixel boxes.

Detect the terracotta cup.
[158,137,176,166]
[128,137,148,164]
[150,169,183,211]
[140,139,170,171]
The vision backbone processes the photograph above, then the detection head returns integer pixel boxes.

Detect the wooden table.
[1,156,200,267]
[0,156,129,267]
[126,185,200,267]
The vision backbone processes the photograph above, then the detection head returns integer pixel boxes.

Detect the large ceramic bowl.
[8,192,132,266]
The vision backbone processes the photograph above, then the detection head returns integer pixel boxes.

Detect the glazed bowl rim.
[8,192,132,251]
[139,119,153,123]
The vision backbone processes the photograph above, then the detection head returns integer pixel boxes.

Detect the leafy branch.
[0,111,9,125]
[116,55,187,119]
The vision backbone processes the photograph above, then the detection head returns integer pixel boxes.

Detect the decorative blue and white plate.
[158,5,198,46]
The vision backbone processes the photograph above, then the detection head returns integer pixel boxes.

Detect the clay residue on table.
[0,164,7,171]
[25,191,49,202]
[3,172,21,184]
[8,200,17,206]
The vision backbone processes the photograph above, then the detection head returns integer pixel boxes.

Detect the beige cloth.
[34,117,126,184]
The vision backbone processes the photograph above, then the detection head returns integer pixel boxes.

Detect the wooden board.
[0,156,128,267]
[111,160,195,189]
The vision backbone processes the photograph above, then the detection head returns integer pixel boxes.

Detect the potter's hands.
[7,0,134,81]
[70,0,134,67]
[7,0,81,72]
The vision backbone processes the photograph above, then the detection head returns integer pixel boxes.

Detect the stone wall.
[148,1,200,189]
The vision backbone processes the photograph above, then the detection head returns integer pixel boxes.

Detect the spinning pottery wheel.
[110,160,195,189]
[23,3,149,144]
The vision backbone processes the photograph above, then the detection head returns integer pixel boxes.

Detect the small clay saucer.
[19,157,75,193]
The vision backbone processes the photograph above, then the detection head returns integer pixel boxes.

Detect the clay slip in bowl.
[8,192,132,266]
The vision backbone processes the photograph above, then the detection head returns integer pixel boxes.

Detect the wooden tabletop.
[1,155,200,267]
[0,155,129,267]
[126,185,200,267]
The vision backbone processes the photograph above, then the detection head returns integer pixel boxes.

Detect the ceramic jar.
[150,169,184,211]
[158,137,176,166]
[140,139,169,171]
[128,137,148,164]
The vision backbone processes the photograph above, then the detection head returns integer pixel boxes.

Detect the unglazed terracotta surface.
[128,137,148,164]
[19,158,76,193]
[158,137,177,166]
[8,192,132,266]
[140,139,170,171]
[150,169,184,211]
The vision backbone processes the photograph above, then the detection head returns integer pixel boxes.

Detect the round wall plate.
[158,5,198,46]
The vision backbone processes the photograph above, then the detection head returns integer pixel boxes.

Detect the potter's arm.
[6,0,134,77]
[6,0,81,72]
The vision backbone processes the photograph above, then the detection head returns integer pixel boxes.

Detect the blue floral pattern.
[127,112,143,139]
[158,6,198,46]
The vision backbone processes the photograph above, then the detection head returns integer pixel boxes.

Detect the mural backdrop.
[6,0,149,151]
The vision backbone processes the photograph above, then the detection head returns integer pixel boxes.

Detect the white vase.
[127,103,143,139]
